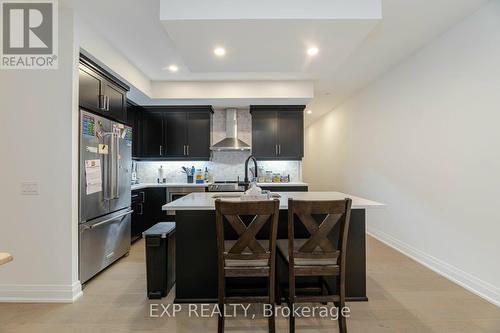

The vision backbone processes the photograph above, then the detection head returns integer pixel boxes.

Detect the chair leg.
[321,277,328,305]
[337,276,347,333]
[288,265,296,333]
[268,303,276,333]
[218,276,225,333]
[218,302,225,333]
[337,301,346,333]
[268,265,276,333]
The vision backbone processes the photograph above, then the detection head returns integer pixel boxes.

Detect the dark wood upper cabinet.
[251,110,278,158]
[138,106,212,160]
[103,81,127,123]
[78,54,129,124]
[164,112,187,158]
[277,110,304,159]
[126,101,142,158]
[141,111,164,158]
[250,105,305,160]
[186,111,211,159]
[79,65,102,112]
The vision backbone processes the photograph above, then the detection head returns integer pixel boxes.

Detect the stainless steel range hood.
[211,108,251,151]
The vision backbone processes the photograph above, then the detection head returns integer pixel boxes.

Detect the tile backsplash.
[135,153,301,183]
[135,108,302,183]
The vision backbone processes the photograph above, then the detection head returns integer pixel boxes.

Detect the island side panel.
[276,208,367,302]
[345,209,367,301]
[174,208,367,303]
[175,210,219,303]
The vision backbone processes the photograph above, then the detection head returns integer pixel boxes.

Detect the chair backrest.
[288,198,352,266]
[215,199,280,263]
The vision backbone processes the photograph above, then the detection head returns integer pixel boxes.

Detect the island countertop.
[162,191,384,211]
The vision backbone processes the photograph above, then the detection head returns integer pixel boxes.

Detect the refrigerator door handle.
[109,131,117,199]
[102,132,113,201]
[89,210,133,229]
[115,132,120,199]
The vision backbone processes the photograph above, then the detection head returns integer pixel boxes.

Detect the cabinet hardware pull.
[160,145,163,156]
[99,95,106,110]
[187,145,189,156]
[278,145,281,155]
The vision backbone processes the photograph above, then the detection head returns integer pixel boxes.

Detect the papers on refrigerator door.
[85,159,102,195]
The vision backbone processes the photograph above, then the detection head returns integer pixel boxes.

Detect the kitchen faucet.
[244,155,258,184]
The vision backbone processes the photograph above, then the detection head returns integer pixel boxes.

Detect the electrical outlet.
[21,181,39,195]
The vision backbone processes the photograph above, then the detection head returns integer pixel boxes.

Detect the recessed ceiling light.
[214,47,226,57]
[307,47,319,56]
[167,65,178,72]
[306,110,313,115]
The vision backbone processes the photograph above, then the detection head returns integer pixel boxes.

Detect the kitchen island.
[162,191,384,303]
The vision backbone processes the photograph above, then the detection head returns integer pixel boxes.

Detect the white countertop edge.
[162,191,385,211]
[132,183,211,190]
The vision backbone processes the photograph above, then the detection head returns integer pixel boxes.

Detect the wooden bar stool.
[278,198,352,333]
[0,253,13,266]
[215,199,280,333]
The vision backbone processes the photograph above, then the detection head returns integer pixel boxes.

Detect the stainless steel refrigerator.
[79,109,133,284]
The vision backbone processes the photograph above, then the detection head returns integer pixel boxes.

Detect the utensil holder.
[187,175,194,183]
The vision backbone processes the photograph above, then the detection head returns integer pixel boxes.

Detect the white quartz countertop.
[132,183,211,190]
[132,182,308,191]
[162,191,384,211]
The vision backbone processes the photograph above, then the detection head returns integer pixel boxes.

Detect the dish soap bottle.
[204,167,209,182]
[157,165,164,183]
[195,169,204,184]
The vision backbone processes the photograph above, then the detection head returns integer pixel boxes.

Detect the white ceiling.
[162,20,378,74]
[65,0,487,125]
[160,0,382,20]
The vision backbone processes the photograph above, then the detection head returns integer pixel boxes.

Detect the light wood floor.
[1,236,499,332]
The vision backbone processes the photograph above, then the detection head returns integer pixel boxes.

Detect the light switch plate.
[21,181,39,195]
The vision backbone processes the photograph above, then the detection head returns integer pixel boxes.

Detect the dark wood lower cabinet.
[260,185,308,192]
[131,188,169,242]
[145,187,169,227]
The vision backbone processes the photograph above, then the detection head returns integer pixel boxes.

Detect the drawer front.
[79,213,131,283]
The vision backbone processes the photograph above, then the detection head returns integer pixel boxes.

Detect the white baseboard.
[367,226,500,308]
[0,281,82,303]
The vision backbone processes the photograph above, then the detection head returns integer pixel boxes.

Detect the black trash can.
[143,222,175,299]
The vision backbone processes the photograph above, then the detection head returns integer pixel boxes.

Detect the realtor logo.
[1,0,58,69]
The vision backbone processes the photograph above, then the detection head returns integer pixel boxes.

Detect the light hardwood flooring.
[1,236,499,332]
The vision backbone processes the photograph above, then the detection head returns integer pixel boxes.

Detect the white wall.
[0,7,81,302]
[149,80,314,107]
[74,13,152,97]
[304,1,500,306]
